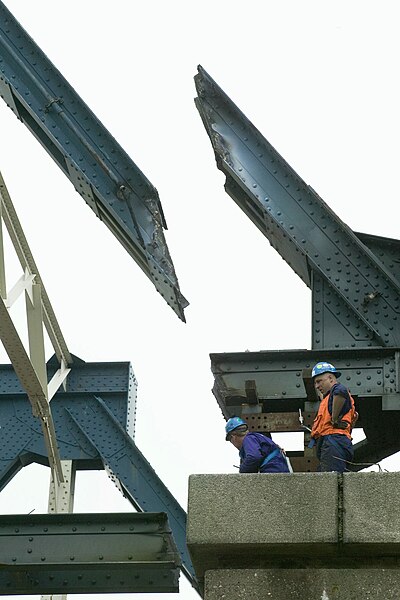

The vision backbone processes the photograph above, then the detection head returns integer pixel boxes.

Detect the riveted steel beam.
[0,356,137,432]
[0,2,188,321]
[210,348,400,470]
[312,231,400,348]
[0,358,199,593]
[0,358,136,490]
[0,512,180,594]
[65,394,197,589]
[195,66,400,346]
[242,411,311,433]
[211,348,400,405]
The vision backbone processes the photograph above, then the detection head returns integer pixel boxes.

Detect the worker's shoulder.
[246,431,272,442]
[332,382,350,396]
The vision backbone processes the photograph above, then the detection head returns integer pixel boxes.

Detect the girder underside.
[0,1,188,320]
[210,348,400,471]
[0,512,180,594]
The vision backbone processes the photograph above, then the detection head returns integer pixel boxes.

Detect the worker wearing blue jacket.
[225,416,290,473]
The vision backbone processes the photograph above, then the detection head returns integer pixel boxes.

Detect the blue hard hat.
[311,362,342,379]
[225,416,247,440]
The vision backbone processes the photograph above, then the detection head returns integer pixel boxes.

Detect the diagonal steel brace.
[0,1,188,320]
[194,66,400,346]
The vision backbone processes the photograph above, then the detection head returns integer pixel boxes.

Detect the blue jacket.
[239,432,289,473]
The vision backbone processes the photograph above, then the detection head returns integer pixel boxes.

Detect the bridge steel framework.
[194,65,400,470]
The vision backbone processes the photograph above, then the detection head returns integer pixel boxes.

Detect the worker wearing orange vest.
[310,362,357,472]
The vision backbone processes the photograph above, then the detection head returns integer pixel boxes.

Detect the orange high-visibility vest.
[311,389,356,440]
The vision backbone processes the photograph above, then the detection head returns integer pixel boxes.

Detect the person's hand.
[331,419,348,429]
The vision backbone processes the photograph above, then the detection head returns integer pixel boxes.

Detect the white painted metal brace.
[0,172,72,482]
[0,172,75,600]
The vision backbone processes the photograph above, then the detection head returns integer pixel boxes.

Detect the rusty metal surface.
[243,412,307,433]
[211,348,400,471]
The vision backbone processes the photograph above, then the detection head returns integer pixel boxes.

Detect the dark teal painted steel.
[0,359,199,593]
[210,347,400,468]
[65,395,196,587]
[0,512,180,594]
[194,66,400,347]
[0,1,188,320]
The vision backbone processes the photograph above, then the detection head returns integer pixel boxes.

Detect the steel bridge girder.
[194,66,400,347]
[0,512,181,595]
[210,347,400,470]
[0,357,199,592]
[0,1,188,320]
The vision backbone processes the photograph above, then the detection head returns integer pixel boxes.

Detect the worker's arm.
[331,393,346,426]
[239,436,265,473]
[328,383,352,428]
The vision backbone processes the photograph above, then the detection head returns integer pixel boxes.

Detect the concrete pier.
[187,472,400,599]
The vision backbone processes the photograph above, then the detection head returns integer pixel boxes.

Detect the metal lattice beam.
[0,173,71,366]
[0,1,188,320]
[0,172,72,484]
[0,358,199,593]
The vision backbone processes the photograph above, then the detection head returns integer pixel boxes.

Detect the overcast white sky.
[0,1,399,599]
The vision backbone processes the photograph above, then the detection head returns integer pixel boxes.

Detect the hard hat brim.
[225,429,237,441]
[312,369,342,379]
[225,423,248,440]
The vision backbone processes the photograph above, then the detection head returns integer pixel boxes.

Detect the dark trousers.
[316,434,354,472]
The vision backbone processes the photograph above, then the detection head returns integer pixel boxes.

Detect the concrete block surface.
[343,472,400,547]
[188,473,338,546]
[205,568,400,599]
[187,473,339,577]
[188,472,400,582]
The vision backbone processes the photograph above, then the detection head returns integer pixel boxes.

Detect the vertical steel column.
[41,460,76,600]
